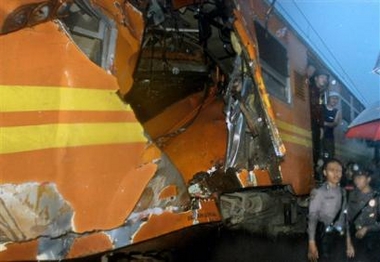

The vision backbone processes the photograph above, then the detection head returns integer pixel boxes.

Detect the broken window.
[254,21,290,103]
[60,1,117,72]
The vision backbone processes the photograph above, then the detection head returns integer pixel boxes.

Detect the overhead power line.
[290,0,368,105]
[275,0,369,105]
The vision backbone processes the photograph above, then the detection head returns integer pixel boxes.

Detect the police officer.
[347,168,380,261]
[307,158,353,261]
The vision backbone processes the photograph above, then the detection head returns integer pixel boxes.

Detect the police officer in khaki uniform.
[347,169,380,261]
[307,158,354,261]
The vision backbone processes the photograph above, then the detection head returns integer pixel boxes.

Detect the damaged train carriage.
[0,0,325,260]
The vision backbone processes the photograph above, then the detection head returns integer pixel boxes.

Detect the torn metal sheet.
[0,0,305,260]
[104,153,191,249]
[0,182,73,248]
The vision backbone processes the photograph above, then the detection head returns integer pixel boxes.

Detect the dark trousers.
[316,229,346,261]
[350,232,380,262]
[322,137,335,159]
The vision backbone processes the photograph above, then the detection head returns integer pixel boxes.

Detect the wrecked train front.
[0,0,294,260]
[0,0,221,260]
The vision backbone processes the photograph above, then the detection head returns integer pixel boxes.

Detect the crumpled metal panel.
[0,0,290,260]
[0,151,210,260]
[0,183,73,246]
[27,151,206,260]
[37,233,77,260]
[223,55,283,183]
[103,153,190,248]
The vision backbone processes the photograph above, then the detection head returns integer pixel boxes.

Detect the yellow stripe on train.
[274,119,312,147]
[0,85,132,112]
[275,120,311,139]
[0,122,146,154]
[280,133,312,148]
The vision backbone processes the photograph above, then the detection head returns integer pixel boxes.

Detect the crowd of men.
[307,70,380,261]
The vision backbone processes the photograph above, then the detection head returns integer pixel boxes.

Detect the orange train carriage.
[0,0,371,260]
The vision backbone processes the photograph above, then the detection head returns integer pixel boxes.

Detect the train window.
[261,60,291,103]
[353,97,364,112]
[340,86,351,102]
[353,110,359,119]
[60,1,117,72]
[341,100,352,123]
[254,22,290,103]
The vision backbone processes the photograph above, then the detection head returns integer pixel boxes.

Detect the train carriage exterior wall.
[0,0,371,260]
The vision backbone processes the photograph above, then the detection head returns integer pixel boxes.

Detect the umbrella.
[345,101,380,141]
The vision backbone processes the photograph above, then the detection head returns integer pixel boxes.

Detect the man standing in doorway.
[321,91,341,159]
[309,69,330,176]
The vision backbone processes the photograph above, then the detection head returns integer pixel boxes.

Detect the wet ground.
[80,225,309,262]
[170,226,380,262]
[171,227,308,262]
[80,224,380,262]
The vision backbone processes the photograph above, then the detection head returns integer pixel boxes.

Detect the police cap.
[353,168,373,178]
[328,91,340,98]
